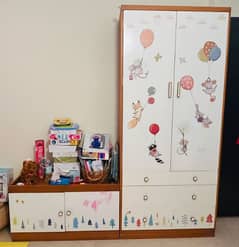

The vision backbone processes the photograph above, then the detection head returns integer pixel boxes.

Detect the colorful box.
[0,168,13,202]
[49,124,81,146]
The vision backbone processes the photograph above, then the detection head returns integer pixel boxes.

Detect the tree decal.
[124,215,128,227]
[110,218,116,228]
[73,217,79,228]
[149,214,153,226]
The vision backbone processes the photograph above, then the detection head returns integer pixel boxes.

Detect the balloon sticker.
[148,97,155,104]
[180,75,194,90]
[180,75,212,128]
[147,86,156,105]
[128,29,155,80]
[198,41,221,102]
[148,86,156,96]
[149,123,160,135]
[140,29,154,49]
[148,123,164,164]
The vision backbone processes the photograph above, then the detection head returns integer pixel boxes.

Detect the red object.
[148,97,155,104]
[34,140,45,164]
[136,219,141,227]
[180,75,194,90]
[236,136,239,144]
[206,214,213,223]
[149,123,160,135]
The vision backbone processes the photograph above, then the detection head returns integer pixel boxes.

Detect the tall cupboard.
[119,5,230,238]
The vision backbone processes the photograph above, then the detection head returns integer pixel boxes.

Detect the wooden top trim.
[8,183,120,193]
[120,5,231,13]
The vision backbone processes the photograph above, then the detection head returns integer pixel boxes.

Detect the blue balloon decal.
[209,46,221,61]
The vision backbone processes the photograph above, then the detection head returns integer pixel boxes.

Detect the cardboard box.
[0,203,9,230]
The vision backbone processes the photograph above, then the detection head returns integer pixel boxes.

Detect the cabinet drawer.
[122,185,216,230]
[124,169,217,186]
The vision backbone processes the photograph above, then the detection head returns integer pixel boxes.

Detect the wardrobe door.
[171,11,230,172]
[122,10,176,185]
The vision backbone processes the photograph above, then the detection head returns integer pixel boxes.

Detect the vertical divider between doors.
[169,11,178,172]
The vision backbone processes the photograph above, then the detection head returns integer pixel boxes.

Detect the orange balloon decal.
[140,29,154,48]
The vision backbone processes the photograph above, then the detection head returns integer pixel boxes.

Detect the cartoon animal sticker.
[195,104,212,128]
[148,123,164,164]
[148,144,164,164]
[198,41,221,102]
[129,59,148,80]
[128,29,154,80]
[128,87,157,129]
[180,75,212,128]
[177,128,189,155]
[201,77,217,102]
[128,100,144,129]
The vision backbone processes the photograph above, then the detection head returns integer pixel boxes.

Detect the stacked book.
[48,119,82,184]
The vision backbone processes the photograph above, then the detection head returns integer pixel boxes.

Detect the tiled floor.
[0,218,239,247]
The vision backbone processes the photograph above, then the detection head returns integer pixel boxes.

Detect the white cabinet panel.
[122,185,217,230]
[9,193,65,232]
[65,192,119,231]
[122,10,176,185]
[171,11,229,171]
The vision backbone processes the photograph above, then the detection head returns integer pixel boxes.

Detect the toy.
[19,160,39,185]
[91,134,105,149]
[53,118,72,126]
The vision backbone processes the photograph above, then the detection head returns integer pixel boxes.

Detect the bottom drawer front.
[122,186,217,230]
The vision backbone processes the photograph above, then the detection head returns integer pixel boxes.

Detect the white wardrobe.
[119,5,230,238]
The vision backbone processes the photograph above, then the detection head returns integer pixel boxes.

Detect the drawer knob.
[192,194,197,200]
[66,210,72,216]
[143,217,147,223]
[58,211,64,217]
[144,177,149,183]
[193,176,198,182]
[143,195,148,201]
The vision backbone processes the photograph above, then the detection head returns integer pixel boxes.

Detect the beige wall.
[0,0,237,177]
